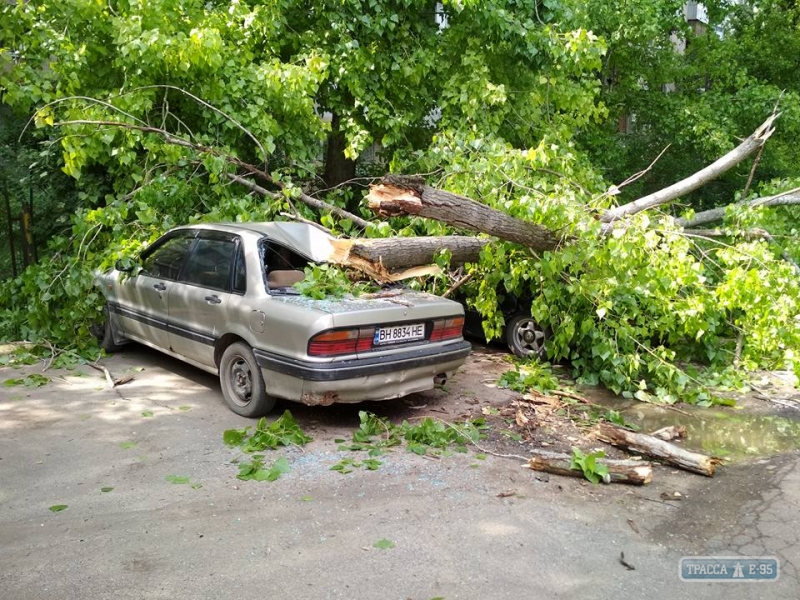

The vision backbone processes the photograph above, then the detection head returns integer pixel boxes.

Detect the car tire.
[505,314,547,359]
[93,304,126,352]
[219,342,276,417]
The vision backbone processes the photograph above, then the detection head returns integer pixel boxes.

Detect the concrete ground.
[1,345,798,600]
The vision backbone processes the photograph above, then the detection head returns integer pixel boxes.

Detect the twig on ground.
[88,356,115,388]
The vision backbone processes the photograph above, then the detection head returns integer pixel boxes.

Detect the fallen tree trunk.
[334,236,488,271]
[327,236,487,282]
[596,423,720,477]
[525,449,653,485]
[366,175,563,252]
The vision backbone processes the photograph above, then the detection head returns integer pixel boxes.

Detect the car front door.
[167,233,243,367]
[113,232,196,350]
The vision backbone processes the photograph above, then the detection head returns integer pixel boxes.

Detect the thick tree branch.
[601,114,779,223]
[367,174,564,252]
[677,188,800,228]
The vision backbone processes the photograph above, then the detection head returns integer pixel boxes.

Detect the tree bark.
[327,236,486,282]
[323,113,357,189]
[524,449,653,485]
[601,114,778,224]
[596,423,720,477]
[343,236,487,270]
[366,175,563,252]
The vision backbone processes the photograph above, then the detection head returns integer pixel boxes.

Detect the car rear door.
[167,232,244,367]
[113,231,195,350]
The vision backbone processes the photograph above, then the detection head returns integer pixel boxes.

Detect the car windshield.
[261,240,310,294]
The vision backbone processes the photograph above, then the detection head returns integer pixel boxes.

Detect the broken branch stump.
[367,175,563,252]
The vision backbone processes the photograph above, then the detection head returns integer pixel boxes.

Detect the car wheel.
[505,314,547,359]
[92,304,126,352]
[219,342,276,417]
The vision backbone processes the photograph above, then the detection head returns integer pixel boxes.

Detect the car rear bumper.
[253,340,471,404]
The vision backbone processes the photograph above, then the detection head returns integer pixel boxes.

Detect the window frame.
[174,231,242,293]
[139,231,197,282]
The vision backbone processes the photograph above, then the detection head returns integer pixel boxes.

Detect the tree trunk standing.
[367,175,564,252]
[2,181,18,277]
[323,113,357,189]
[20,207,35,266]
[525,449,653,485]
[596,423,720,477]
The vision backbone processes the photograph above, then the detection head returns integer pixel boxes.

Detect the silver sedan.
[94,222,471,417]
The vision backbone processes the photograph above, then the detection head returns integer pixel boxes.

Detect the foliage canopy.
[1,0,798,400]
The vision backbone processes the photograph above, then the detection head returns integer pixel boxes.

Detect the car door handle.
[205,295,222,305]
[153,282,166,291]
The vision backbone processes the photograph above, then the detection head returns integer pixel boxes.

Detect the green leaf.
[3,374,49,388]
[100,487,114,493]
[165,475,191,484]
[49,505,68,512]
[141,411,154,418]
[373,538,395,550]
[119,441,137,449]
[223,428,247,447]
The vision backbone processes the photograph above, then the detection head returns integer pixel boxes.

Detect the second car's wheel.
[91,304,126,352]
[505,314,548,359]
[219,342,276,417]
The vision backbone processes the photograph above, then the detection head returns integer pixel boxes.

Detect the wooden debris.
[627,519,640,534]
[597,422,720,477]
[524,449,653,486]
[327,235,486,282]
[88,361,115,388]
[650,425,687,441]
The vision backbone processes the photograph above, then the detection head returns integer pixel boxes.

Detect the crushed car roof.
[182,222,337,262]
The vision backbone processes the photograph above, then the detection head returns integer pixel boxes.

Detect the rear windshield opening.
[263,242,310,293]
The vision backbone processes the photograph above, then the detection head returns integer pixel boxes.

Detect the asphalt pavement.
[1,346,798,599]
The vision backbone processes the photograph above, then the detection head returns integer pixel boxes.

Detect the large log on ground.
[596,423,720,477]
[525,449,653,485]
[366,175,563,252]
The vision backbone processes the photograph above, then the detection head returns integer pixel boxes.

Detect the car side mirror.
[115,258,135,273]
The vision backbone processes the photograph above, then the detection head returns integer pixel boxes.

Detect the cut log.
[596,423,720,477]
[367,175,564,252]
[326,236,487,282]
[333,236,488,271]
[524,449,653,485]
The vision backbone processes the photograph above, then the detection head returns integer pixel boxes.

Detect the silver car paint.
[97,223,471,406]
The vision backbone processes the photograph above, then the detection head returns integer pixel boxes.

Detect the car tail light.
[308,327,376,357]
[430,316,464,342]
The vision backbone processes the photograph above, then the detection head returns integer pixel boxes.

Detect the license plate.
[373,323,425,345]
